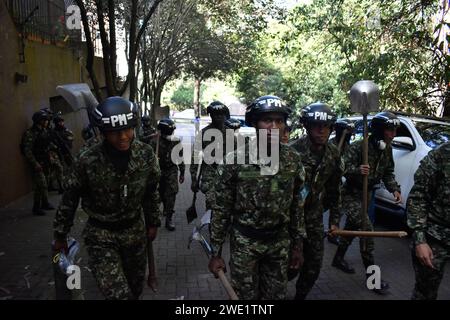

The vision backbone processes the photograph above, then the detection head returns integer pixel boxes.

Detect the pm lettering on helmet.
[103,113,133,127]
[314,112,328,121]
[260,98,282,108]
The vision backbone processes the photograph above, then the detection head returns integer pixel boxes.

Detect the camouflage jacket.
[21,125,52,167]
[77,137,101,158]
[210,143,306,250]
[344,138,400,193]
[54,127,74,150]
[151,135,185,175]
[139,126,157,145]
[407,142,450,247]
[190,124,227,186]
[289,136,344,226]
[54,139,161,240]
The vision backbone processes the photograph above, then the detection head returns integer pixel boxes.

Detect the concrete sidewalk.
[1,170,449,300]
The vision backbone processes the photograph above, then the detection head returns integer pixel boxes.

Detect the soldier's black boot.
[332,246,355,274]
[32,200,46,216]
[366,275,390,295]
[165,214,175,231]
[41,197,55,210]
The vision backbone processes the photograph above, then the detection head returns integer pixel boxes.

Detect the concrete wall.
[0,1,105,207]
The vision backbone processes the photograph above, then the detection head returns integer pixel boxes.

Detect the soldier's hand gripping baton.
[188,224,239,300]
[186,151,203,223]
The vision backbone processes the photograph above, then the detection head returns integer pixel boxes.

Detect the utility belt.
[87,215,141,231]
[233,222,284,241]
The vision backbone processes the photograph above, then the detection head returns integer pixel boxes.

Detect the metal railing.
[5,0,82,48]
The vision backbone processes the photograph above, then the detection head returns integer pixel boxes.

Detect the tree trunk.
[150,86,163,126]
[96,0,115,96]
[193,77,201,118]
[108,0,118,91]
[128,0,138,101]
[75,0,102,101]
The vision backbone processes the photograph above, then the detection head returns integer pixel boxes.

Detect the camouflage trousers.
[200,169,217,210]
[159,168,179,217]
[229,228,290,300]
[48,151,64,190]
[411,236,450,300]
[295,213,324,298]
[336,189,375,268]
[31,165,49,204]
[83,220,147,300]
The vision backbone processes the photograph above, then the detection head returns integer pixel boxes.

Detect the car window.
[414,122,450,149]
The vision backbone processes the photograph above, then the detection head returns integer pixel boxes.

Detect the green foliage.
[170,84,195,111]
[234,0,448,117]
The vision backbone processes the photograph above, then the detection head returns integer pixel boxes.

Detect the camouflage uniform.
[289,135,343,298]
[78,136,101,157]
[210,143,306,300]
[338,139,400,269]
[191,124,227,209]
[22,125,52,210]
[407,142,450,300]
[54,140,161,299]
[53,126,74,164]
[140,125,157,145]
[153,135,185,220]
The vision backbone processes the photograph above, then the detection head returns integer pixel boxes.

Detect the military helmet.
[93,96,138,132]
[157,118,176,136]
[206,101,230,119]
[370,111,400,140]
[32,110,50,124]
[224,118,241,130]
[81,125,94,141]
[142,115,151,125]
[300,102,336,126]
[335,118,355,135]
[245,95,291,126]
[334,119,355,144]
[53,112,64,125]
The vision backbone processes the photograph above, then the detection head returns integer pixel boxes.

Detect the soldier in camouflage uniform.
[154,118,185,231]
[208,95,306,300]
[52,114,74,162]
[332,111,402,294]
[140,115,157,145]
[325,119,355,245]
[79,125,100,156]
[407,141,450,300]
[48,114,74,193]
[191,101,230,210]
[21,110,55,215]
[329,119,355,156]
[289,102,343,300]
[53,97,161,300]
